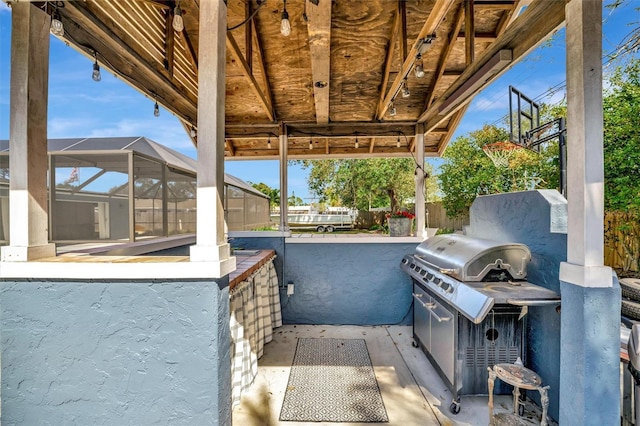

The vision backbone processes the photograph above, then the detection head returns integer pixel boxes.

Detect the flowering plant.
[386,211,415,219]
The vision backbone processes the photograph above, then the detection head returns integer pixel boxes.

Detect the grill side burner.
[400,234,560,414]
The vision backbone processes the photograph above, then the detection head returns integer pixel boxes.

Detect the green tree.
[250,182,280,207]
[603,59,640,271]
[438,124,559,218]
[603,59,640,211]
[298,158,438,212]
[288,192,304,206]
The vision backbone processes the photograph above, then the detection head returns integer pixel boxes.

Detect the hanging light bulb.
[173,3,184,32]
[389,102,397,117]
[50,8,64,37]
[190,126,197,138]
[397,136,401,148]
[402,79,410,98]
[309,138,313,150]
[267,137,272,149]
[154,98,160,117]
[281,0,291,36]
[92,53,101,82]
[354,136,359,149]
[414,54,425,78]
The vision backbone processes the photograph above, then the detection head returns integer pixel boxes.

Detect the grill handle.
[412,293,452,323]
[415,256,459,277]
[506,298,561,306]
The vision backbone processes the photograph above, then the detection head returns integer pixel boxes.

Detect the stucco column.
[279,122,289,231]
[190,0,232,265]
[1,3,55,262]
[414,124,426,239]
[558,1,620,424]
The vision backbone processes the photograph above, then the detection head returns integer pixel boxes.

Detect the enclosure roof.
[0,137,267,198]
[31,0,566,160]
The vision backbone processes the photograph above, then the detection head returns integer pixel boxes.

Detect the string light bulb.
[401,79,410,98]
[153,96,160,117]
[389,102,397,117]
[397,136,401,148]
[173,3,184,32]
[267,137,272,149]
[309,138,313,150]
[92,52,101,82]
[414,54,425,78]
[190,126,197,138]
[50,7,64,37]
[354,136,359,149]
[281,0,291,36]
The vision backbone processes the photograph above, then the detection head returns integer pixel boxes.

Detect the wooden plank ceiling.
[44,0,565,160]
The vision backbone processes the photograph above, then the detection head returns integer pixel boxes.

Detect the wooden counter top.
[229,249,276,291]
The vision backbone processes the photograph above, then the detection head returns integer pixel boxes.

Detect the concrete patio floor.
[232,325,554,426]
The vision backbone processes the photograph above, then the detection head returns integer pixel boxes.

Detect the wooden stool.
[488,363,550,426]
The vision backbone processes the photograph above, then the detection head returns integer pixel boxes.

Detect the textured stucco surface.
[559,278,620,425]
[282,242,415,325]
[468,190,566,421]
[1,278,231,426]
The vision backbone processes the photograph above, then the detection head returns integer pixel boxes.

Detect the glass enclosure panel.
[226,185,245,231]
[167,168,196,235]
[0,154,9,244]
[133,155,164,238]
[51,153,129,241]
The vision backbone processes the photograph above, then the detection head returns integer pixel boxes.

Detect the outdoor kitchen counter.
[229,249,276,291]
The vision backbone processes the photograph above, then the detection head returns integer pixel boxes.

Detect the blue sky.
[0,1,637,202]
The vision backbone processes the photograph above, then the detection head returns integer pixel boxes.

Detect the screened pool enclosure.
[0,137,270,244]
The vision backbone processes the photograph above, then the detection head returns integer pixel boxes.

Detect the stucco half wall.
[1,278,231,425]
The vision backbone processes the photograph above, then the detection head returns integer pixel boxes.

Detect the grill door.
[429,296,455,384]
[412,283,431,352]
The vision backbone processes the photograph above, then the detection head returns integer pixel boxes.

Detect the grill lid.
[415,234,531,282]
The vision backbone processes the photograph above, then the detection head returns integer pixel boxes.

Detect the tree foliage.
[603,59,640,212]
[298,158,438,212]
[438,124,559,218]
[250,182,280,206]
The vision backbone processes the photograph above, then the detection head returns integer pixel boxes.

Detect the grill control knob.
[440,282,451,292]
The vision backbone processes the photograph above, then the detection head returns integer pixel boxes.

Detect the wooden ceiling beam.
[376,5,401,120]
[225,140,236,156]
[251,19,277,122]
[62,2,197,124]
[376,0,457,119]
[225,121,418,139]
[437,104,469,155]
[369,137,376,154]
[465,0,475,66]
[306,0,332,124]
[418,0,566,130]
[425,5,464,109]
[458,32,497,42]
[226,32,275,121]
[399,1,408,63]
[164,9,175,77]
[473,1,516,10]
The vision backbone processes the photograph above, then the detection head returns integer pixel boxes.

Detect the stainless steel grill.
[400,234,560,414]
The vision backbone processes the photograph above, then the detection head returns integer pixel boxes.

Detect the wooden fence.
[604,211,640,272]
[356,203,469,232]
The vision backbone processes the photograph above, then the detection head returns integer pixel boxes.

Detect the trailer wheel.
[316,225,325,232]
[622,299,640,321]
[326,225,335,233]
[621,278,640,302]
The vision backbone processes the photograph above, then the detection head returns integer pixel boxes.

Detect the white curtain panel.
[229,259,282,406]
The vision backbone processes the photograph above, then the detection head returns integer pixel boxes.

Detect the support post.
[559,1,620,424]
[279,122,289,232]
[190,0,232,265]
[414,124,426,239]
[1,3,55,261]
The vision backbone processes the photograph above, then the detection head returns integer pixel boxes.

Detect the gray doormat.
[279,338,389,423]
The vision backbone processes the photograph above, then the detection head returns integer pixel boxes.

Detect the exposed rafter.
[376,0,456,119]
[62,2,197,124]
[425,5,465,109]
[306,0,332,124]
[418,0,566,131]
[251,19,276,122]
[226,32,275,121]
[465,0,475,65]
[376,5,402,120]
